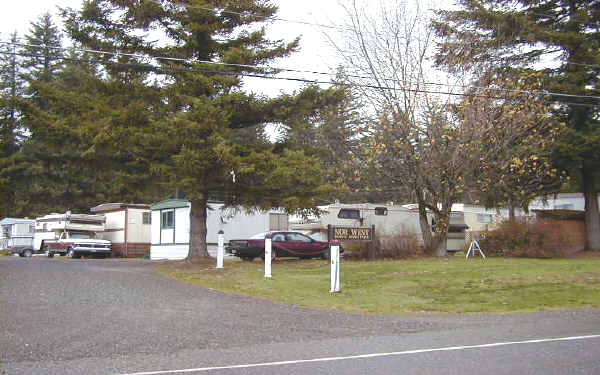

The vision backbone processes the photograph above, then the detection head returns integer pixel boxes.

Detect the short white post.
[264,234,272,278]
[330,240,341,293]
[216,230,224,269]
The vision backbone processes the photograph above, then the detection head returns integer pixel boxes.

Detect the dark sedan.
[226,231,336,261]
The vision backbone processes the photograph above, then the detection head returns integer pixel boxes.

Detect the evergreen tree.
[433,0,600,251]
[0,32,25,217]
[62,0,332,258]
[22,12,64,84]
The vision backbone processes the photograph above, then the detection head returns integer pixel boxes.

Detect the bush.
[478,219,574,258]
[344,232,424,260]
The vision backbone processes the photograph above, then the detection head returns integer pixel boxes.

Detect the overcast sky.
[0,0,351,96]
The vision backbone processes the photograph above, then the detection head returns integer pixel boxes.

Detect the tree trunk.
[417,200,433,250]
[583,168,600,251]
[432,234,447,257]
[508,197,516,222]
[188,198,210,259]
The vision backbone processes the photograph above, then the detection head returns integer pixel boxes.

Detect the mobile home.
[91,203,152,258]
[290,203,469,252]
[150,199,289,260]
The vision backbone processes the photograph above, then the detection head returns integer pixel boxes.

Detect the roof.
[151,199,191,210]
[0,218,34,225]
[91,203,151,213]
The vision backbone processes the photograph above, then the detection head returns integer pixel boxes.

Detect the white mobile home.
[0,218,35,250]
[149,199,289,260]
[291,203,469,252]
[90,203,152,258]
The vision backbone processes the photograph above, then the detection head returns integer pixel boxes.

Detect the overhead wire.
[1,40,599,103]
[1,48,598,110]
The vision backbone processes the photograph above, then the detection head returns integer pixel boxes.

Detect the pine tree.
[433,0,600,251]
[0,32,26,217]
[62,0,332,258]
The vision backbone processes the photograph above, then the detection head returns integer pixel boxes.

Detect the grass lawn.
[155,256,600,315]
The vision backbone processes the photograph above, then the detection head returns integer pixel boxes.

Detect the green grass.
[155,257,600,315]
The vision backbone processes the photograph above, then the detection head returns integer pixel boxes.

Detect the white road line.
[114,334,600,375]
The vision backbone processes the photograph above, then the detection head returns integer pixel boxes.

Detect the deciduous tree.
[433,0,600,251]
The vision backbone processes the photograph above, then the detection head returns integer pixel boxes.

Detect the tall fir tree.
[433,0,600,251]
[62,0,332,258]
[0,32,26,217]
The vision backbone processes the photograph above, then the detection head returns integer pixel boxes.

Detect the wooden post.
[330,240,341,293]
[368,224,376,261]
[216,230,224,269]
[264,233,272,278]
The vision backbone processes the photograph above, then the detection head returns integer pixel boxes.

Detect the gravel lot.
[1,257,599,375]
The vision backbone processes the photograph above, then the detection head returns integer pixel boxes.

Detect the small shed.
[0,218,35,250]
[91,203,152,258]
[149,199,289,260]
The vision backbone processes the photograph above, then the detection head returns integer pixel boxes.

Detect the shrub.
[478,218,574,258]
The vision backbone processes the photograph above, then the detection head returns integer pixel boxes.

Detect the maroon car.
[226,231,336,261]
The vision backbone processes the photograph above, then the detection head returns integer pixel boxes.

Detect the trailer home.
[0,218,35,251]
[150,199,289,260]
[91,203,151,258]
[290,203,468,252]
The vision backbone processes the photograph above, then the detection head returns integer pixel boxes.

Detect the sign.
[332,226,373,241]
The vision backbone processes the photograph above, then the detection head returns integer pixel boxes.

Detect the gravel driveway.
[2,257,599,375]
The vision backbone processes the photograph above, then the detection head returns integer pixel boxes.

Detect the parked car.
[227,231,340,261]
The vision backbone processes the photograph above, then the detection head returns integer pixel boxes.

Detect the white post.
[216,230,224,269]
[330,240,341,293]
[264,234,272,278]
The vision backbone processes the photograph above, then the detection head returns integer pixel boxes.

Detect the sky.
[0,0,349,96]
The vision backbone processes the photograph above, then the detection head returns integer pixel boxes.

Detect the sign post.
[330,240,341,293]
[216,230,224,269]
[264,233,272,278]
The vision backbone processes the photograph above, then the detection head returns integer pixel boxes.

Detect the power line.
[2,40,600,102]
[2,49,598,110]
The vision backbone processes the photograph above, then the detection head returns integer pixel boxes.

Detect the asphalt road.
[1,257,599,375]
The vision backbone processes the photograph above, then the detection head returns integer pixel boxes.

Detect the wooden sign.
[332,226,373,241]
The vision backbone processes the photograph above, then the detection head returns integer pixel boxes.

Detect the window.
[161,210,174,229]
[338,209,360,220]
[555,204,574,210]
[285,233,312,242]
[476,214,492,223]
[272,234,285,242]
[375,207,388,216]
[143,212,151,225]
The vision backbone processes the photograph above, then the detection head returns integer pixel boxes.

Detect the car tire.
[23,249,33,258]
[321,249,330,260]
[67,248,80,259]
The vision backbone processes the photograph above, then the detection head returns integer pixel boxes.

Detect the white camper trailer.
[150,199,289,260]
[0,218,35,256]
